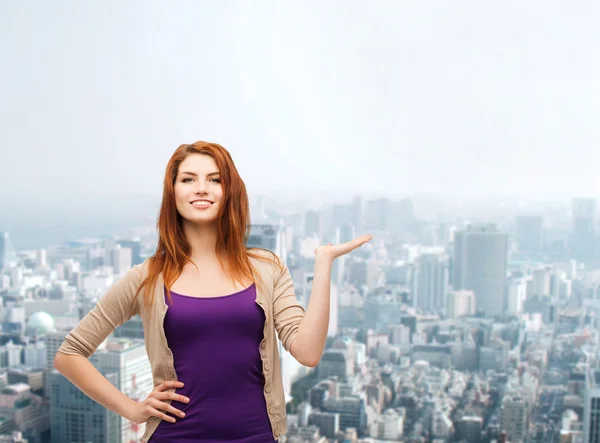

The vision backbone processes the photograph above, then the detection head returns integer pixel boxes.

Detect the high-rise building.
[453,224,508,317]
[305,210,322,239]
[117,239,143,265]
[350,196,363,233]
[51,339,153,443]
[572,198,596,264]
[246,222,286,261]
[107,244,132,274]
[501,395,529,442]
[365,199,391,231]
[44,330,71,398]
[0,231,18,270]
[584,367,600,443]
[49,369,119,443]
[515,216,544,253]
[412,253,449,314]
[506,278,527,316]
[454,416,483,443]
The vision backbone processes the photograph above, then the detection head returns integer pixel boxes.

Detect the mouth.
[190,199,214,208]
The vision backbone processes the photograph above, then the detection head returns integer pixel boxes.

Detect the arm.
[289,256,333,367]
[54,265,142,417]
[54,354,187,424]
[275,234,372,367]
[53,353,139,420]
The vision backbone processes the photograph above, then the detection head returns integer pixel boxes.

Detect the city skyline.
[1,2,599,441]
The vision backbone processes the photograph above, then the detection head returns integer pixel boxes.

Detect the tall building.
[117,239,142,265]
[365,199,391,231]
[584,367,600,443]
[246,222,286,262]
[572,198,596,264]
[305,210,322,239]
[51,339,153,443]
[501,395,529,442]
[0,231,17,270]
[515,216,544,253]
[453,224,508,317]
[349,196,363,233]
[412,253,449,314]
[106,244,132,274]
[44,330,72,398]
[506,278,527,316]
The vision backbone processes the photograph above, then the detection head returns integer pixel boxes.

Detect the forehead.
[178,154,219,173]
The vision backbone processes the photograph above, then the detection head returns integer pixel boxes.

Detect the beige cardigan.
[57,250,305,441]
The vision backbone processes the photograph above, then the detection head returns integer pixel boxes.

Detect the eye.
[210,178,221,183]
[182,178,194,183]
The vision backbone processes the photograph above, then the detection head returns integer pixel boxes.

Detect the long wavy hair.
[134,141,279,308]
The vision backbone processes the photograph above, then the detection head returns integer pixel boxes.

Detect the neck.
[182,221,220,265]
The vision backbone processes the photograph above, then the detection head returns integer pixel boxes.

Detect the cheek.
[174,187,187,204]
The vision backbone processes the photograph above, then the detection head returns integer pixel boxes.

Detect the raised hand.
[314,234,373,262]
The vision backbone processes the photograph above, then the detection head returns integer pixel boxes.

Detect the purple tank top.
[148,284,276,443]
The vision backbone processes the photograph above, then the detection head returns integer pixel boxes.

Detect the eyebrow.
[178,171,220,177]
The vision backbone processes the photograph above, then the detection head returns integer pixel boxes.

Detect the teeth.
[192,201,212,207]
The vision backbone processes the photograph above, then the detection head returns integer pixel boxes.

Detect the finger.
[148,405,176,423]
[356,234,373,243]
[335,236,372,256]
[149,398,186,419]
[350,235,373,248]
[156,391,190,404]
[158,381,184,391]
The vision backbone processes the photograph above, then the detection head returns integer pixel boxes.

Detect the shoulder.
[247,248,285,274]
[118,258,151,287]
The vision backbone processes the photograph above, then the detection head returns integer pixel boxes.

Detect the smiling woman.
[53,140,372,442]
[175,156,222,221]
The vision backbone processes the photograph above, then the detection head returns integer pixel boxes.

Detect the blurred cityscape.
[0,194,599,443]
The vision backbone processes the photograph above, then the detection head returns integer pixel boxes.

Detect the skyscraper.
[584,367,600,443]
[246,222,286,260]
[117,239,143,265]
[453,224,508,317]
[0,231,17,270]
[305,210,322,239]
[412,253,449,314]
[515,215,544,253]
[51,339,152,443]
[572,198,596,264]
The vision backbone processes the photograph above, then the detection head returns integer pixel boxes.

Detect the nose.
[194,179,208,194]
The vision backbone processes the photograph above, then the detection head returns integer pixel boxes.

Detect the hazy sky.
[1,1,598,206]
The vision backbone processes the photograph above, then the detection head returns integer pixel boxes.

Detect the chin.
[184,213,219,225]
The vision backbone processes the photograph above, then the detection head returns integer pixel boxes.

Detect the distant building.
[572,198,596,264]
[453,224,508,317]
[584,368,600,442]
[0,232,18,270]
[515,216,544,253]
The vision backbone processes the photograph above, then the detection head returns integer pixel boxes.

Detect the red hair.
[135,141,279,308]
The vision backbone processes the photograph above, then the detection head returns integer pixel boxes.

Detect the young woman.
[53,141,372,442]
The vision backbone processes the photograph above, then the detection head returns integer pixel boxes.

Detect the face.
[174,154,223,226]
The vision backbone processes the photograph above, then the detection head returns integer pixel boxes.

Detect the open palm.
[315,234,373,261]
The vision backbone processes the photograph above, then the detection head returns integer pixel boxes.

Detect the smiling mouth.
[190,200,214,208]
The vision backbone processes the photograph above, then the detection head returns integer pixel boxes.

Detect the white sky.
[1,1,598,206]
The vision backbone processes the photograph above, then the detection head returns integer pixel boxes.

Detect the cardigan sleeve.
[56,263,145,358]
[272,257,305,353]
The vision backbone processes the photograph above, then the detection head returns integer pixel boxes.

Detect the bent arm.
[54,264,145,417]
[53,353,137,420]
